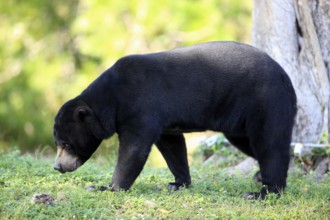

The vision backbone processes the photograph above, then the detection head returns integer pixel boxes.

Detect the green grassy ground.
[0,150,329,219]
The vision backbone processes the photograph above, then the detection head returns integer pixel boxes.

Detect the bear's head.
[53,99,103,173]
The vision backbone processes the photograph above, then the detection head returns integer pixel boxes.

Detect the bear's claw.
[167,182,189,191]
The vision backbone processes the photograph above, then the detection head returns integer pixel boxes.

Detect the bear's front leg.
[109,129,158,191]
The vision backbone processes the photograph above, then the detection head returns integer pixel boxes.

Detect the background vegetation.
[0,0,252,152]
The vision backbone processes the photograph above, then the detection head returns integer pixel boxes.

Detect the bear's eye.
[62,143,70,149]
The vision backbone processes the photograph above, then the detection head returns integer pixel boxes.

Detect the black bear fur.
[53,41,297,199]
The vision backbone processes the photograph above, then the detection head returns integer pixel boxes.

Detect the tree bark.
[252,0,330,143]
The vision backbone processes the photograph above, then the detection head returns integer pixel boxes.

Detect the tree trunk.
[252,0,330,143]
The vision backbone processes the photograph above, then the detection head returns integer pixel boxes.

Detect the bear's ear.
[74,106,92,122]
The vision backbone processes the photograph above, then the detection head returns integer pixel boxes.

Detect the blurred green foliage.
[0,0,251,152]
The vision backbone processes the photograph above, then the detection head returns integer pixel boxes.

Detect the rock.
[31,194,56,205]
[85,185,96,191]
[144,200,157,209]
[203,154,225,166]
[314,157,330,181]
[225,157,258,176]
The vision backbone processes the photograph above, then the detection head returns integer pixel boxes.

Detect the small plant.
[319,131,329,144]
[199,135,230,159]
[198,134,246,167]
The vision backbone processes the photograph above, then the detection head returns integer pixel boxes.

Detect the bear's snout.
[53,162,65,173]
[54,146,82,173]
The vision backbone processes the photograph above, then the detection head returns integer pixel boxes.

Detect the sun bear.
[53,41,297,199]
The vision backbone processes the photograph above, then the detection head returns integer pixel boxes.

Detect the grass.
[0,149,329,219]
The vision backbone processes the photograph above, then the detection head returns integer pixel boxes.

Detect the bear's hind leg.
[223,134,254,158]
[246,137,291,199]
[224,134,262,183]
[156,134,191,190]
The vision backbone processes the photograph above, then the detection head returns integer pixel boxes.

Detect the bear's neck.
[80,71,117,139]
